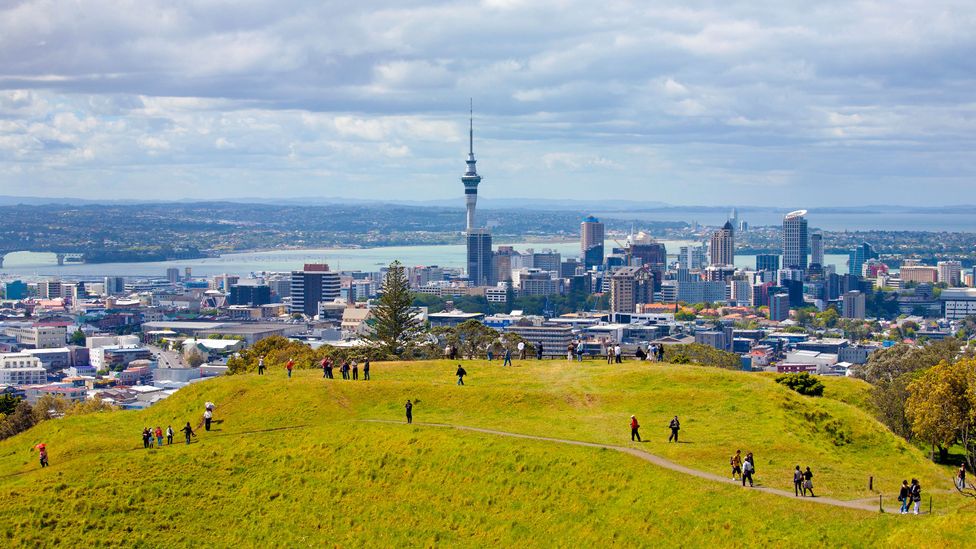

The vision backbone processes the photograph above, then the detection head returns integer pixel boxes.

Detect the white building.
[0,352,47,385]
[937,261,963,287]
[942,288,976,320]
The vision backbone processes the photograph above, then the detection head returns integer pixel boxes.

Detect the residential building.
[289,263,341,316]
[505,324,573,358]
[842,290,866,319]
[37,280,63,299]
[709,221,735,266]
[229,284,272,306]
[900,266,938,284]
[937,260,962,287]
[104,276,126,296]
[769,293,790,322]
[810,232,824,267]
[581,216,605,267]
[166,267,181,283]
[610,267,652,313]
[8,324,67,349]
[0,352,46,385]
[782,210,808,270]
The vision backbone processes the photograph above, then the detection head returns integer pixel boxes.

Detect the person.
[910,478,921,515]
[148,428,155,448]
[668,416,680,442]
[142,427,150,449]
[803,466,814,497]
[257,356,266,375]
[742,455,755,487]
[363,358,370,381]
[405,400,413,424]
[286,358,294,378]
[449,345,457,360]
[567,342,575,361]
[503,348,512,367]
[341,361,350,380]
[166,425,174,445]
[326,359,334,379]
[614,344,622,363]
[518,341,526,360]
[731,450,743,481]
[321,357,329,377]
[635,346,646,361]
[648,344,656,361]
[657,345,665,361]
[486,343,494,361]
[352,360,359,380]
[898,480,911,514]
[606,344,614,364]
[958,463,967,490]
[793,465,804,496]
[181,422,196,445]
[203,408,213,431]
[444,344,451,359]
[155,426,164,447]
[576,341,584,362]
[630,415,641,441]
[536,343,544,360]
[35,443,48,468]
[456,364,467,386]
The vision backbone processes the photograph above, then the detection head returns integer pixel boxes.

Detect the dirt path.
[363,419,906,514]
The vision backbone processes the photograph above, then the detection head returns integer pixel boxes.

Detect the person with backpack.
[668,416,680,442]
[285,358,294,378]
[181,422,196,445]
[730,450,743,481]
[898,480,911,514]
[910,479,921,514]
[576,341,585,362]
[363,358,370,381]
[456,364,467,386]
[166,425,174,445]
[405,400,413,424]
[802,466,815,496]
[630,415,641,441]
[741,454,755,487]
[147,427,155,448]
[793,465,804,496]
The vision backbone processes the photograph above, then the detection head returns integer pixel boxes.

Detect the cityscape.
[1,1,975,546]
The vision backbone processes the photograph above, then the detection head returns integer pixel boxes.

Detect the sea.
[0,240,850,280]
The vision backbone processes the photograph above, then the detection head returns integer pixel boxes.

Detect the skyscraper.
[810,232,824,267]
[289,264,341,316]
[755,254,780,272]
[848,242,876,276]
[782,210,809,270]
[709,221,735,266]
[462,101,481,231]
[580,215,604,268]
[462,102,493,286]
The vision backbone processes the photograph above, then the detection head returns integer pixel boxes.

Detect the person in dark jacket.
[910,479,921,515]
[898,480,910,514]
[802,466,814,497]
[668,416,680,442]
[630,415,641,441]
[536,343,544,360]
[363,358,370,381]
[793,465,804,496]
[181,422,196,445]
[142,427,151,449]
[405,400,413,424]
[456,365,467,386]
[741,455,755,487]
[352,361,359,380]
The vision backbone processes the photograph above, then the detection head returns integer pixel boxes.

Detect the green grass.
[1,359,973,546]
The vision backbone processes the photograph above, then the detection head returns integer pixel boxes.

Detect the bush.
[775,373,825,397]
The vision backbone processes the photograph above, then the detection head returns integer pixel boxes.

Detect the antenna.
[469,98,474,156]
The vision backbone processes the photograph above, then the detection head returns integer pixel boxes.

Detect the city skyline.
[1,1,975,206]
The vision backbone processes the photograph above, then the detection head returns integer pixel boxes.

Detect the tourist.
[326,359,334,379]
[444,344,451,359]
[166,425,174,445]
[648,344,657,361]
[363,358,370,381]
[898,480,910,514]
[518,341,526,360]
[536,343,544,360]
[321,357,329,377]
[203,408,213,431]
[742,455,755,487]
[630,415,641,441]
[803,466,815,497]
[635,346,646,361]
[142,427,151,449]
[181,422,196,445]
[257,356,266,375]
[341,361,350,380]
[576,341,585,362]
[155,426,164,447]
[607,344,614,364]
[456,364,467,386]
[486,343,494,361]
[614,344,622,363]
[405,400,413,424]
[567,342,575,361]
[503,348,512,367]
[352,360,359,380]
[793,465,803,496]
[286,358,294,378]
[668,416,680,442]
[35,443,48,468]
[910,479,921,515]
[958,463,967,490]
[730,450,743,481]
[657,345,665,361]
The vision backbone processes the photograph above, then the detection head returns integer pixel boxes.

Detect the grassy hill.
[1,359,973,546]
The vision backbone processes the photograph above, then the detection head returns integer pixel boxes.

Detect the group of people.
[627,415,680,443]
[792,465,815,496]
[729,450,759,487]
[320,357,370,380]
[566,342,667,362]
[141,423,195,447]
[898,479,923,514]
[634,344,666,362]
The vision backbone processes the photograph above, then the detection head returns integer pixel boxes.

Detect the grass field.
[1,359,973,546]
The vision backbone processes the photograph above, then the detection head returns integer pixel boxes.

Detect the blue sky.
[0,0,973,206]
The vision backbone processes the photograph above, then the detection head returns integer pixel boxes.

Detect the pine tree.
[367,261,422,355]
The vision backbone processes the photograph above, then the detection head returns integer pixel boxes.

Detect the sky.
[0,0,974,206]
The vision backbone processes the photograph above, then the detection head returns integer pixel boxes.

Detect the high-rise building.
[466,229,494,286]
[755,254,780,272]
[769,293,790,322]
[289,264,341,316]
[166,268,181,283]
[782,210,809,270]
[901,266,938,284]
[709,221,735,266]
[229,284,271,306]
[37,280,62,299]
[679,245,706,270]
[842,290,866,319]
[580,215,605,268]
[104,276,126,296]
[609,267,652,313]
[937,260,962,287]
[849,242,876,276]
[810,232,824,267]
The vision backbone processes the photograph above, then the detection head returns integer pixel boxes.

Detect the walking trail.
[363,419,902,514]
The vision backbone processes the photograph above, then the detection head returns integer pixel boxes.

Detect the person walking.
[898,480,911,514]
[142,427,150,449]
[793,465,804,496]
[630,415,641,442]
[155,426,164,447]
[802,466,815,497]
[405,400,413,424]
[456,364,467,386]
[166,425,174,445]
[910,479,921,515]
[352,360,359,380]
[35,443,49,468]
[742,455,755,487]
[606,344,614,364]
[486,343,494,362]
[203,409,213,431]
[958,463,967,490]
[731,450,743,481]
[181,422,196,445]
[363,358,370,381]
[503,348,512,367]
[518,341,526,360]
[668,416,680,442]
[614,344,622,363]
[536,343,544,360]
[257,356,266,375]
[286,358,294,379]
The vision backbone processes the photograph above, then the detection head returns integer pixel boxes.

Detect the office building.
[581,215,605,268]
[610,267,652,313]
[810,232,824,267]
[849,242,876,276]
[104,276,126,296]
[782,210,808,270]
[466,228,494,286]
[842,290,866,319]
[0,352,46,385]
[756,254,780,272]
[901,266,938,284]
[289,264,341,316]
[37,280,63,299]
[769,293,790,322]
[942,288,976,320]
[229,284,272,306]
[679,245,707,270]
[4,280,27,300]
[166,267,181,283]
[709,221,735,266]
[937,261,962,287]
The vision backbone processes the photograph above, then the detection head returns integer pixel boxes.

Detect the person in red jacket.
[286,358,294,378]
[630,415,641,441]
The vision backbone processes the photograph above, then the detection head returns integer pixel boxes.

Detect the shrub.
[775,373,825,397]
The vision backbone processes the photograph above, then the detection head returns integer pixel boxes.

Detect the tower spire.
[468,98,474,158]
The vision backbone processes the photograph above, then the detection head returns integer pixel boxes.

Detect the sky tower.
[461,99,481,231]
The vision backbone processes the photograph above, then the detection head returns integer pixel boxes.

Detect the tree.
[184,346,208,368]
[0,401,36,440]
[366,261,422,356]
[775,372,825,397]
[69,329,86,346]
[0,394,20,416]
[905,358,974,463]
